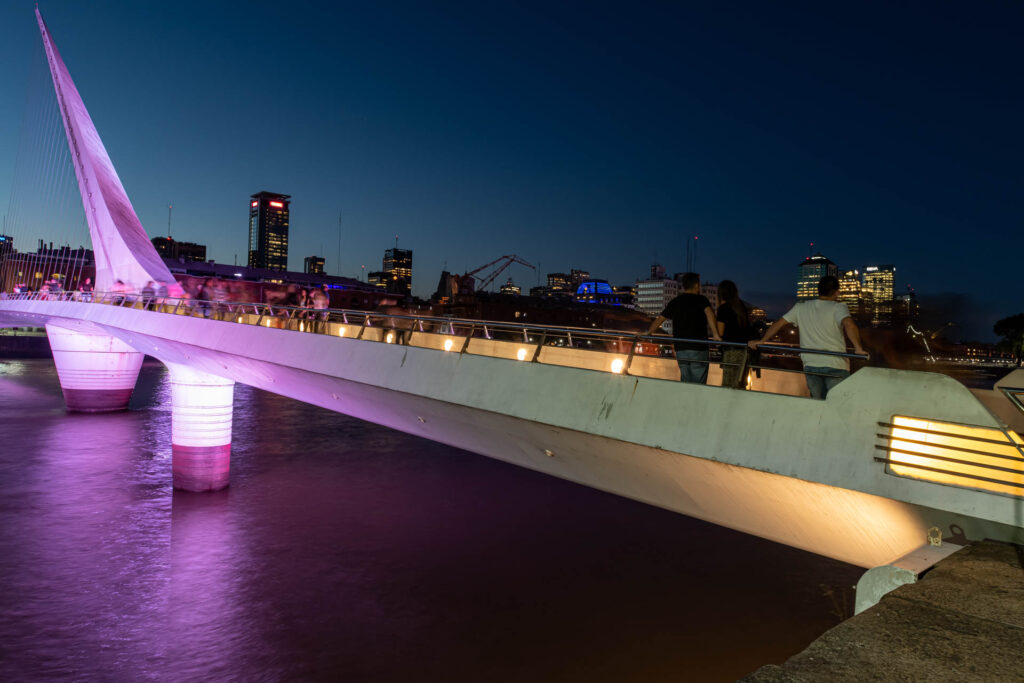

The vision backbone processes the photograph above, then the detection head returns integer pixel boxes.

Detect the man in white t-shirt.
[749,275,867,399]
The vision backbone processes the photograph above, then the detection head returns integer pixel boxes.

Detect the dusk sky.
[0,1,1020,338]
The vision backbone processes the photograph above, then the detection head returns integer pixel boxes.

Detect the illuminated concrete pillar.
[45,324,143,412]
[166,363,234,492]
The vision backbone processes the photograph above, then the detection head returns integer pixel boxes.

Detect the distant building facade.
[383,247,412,296]
[635,266,680,317]
[367,271,389,290]
[152,236,207,262]
[613,285,636,309]
[569,269,590,287]
[862,265,895,326]
[248,191,290,271]
[499,278,521,295]
[304,255,325,275]
[796,253,838,300]
[574,279,624,306]
[547,272,571,291]
[838,269,873,324]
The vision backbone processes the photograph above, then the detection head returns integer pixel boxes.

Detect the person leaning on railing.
[748,275,867,399]
[645,272,722,384]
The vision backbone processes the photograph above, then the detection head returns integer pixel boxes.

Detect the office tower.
[383,247,412,296]
[248,191,290,271]
[304,255,325,275]
[838,269,872,323]
[796,253,838,300]
[862,265,895,326]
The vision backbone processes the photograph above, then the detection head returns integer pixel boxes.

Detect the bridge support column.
[45,324,143,412]
[166,363,234,492]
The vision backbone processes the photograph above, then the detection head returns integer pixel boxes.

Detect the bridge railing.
[3,290,868,390]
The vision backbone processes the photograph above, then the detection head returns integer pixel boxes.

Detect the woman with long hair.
[716,279,751,389]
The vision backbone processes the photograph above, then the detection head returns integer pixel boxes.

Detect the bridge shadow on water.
[0,359,862,682]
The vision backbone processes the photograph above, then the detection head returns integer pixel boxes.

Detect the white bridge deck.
[2,294,1022,569]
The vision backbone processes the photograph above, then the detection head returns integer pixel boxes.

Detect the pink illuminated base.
[62,387,134,412]
[172,444,231,492]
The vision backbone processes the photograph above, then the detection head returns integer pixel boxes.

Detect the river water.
[0,359,861,681]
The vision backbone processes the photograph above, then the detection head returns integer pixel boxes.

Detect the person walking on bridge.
[645,272,722,384]
[749,275,866,399]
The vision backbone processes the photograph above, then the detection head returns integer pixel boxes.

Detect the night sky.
[0,1,1020,338]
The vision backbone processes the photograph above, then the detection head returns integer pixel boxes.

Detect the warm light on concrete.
[887,416,1024,497]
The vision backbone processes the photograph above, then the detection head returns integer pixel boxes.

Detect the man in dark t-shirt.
[645,272,721,383]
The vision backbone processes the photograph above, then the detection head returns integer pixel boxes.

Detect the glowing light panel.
[886,416,1024,497]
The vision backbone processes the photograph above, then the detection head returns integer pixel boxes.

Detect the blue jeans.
[676,349,709,384]
[804,366,849,399]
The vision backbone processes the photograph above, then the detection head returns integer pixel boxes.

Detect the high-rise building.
[304,255,325,275]
[367,271,389,290]
[382,247,412,296]
[796,253,838,300]
[152,236,207,262]
[0,235,12,259]
[838,269,873,324]
[248,191,290,271]
[862,265,895,326]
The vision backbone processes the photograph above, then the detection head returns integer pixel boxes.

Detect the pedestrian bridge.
[1,292,1022,572]
[2,8,1023,586]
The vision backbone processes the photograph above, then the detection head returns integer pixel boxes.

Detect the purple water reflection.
[0,359,860,681]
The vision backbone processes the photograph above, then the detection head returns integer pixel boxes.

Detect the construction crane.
[460,254,535,293]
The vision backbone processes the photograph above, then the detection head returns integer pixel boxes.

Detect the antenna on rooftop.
[167,203,172,238]
[685,235,698,272]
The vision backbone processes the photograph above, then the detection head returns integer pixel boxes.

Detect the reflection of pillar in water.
[165,363,234,492]
[45,324,143,412]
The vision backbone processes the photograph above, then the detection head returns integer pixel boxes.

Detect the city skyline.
[0,2,1019,339]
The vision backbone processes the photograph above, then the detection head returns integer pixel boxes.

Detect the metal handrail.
[1,289,869,362]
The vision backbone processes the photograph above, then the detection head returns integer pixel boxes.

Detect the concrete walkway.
[744,541,1024,681]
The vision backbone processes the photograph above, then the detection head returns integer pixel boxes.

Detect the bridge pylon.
[36,8,175,293]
